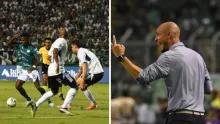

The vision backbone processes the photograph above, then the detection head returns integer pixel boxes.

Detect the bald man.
[31,28,79,117]
[112,22,213,124]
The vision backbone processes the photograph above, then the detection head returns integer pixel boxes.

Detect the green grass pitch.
[0,81,109,124]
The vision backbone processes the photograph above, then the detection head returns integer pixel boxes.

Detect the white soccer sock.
[36,91,54,107]
[83,89,96,105]
[62,88,77,108]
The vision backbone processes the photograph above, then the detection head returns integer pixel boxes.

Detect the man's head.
[44,37,52,50]
[71,40,82,54]
[20,33,30,46]
[154,22,180,53]
[58,28,67,38]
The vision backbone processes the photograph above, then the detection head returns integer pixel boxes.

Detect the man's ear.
[168,31,172,39]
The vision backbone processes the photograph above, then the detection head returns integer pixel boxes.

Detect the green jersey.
[16,44,40,70]
[13,48,22,66]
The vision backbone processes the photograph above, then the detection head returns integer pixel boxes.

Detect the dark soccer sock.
[48,99,52,104]
[37,87,46,95]
[17,87,31,101]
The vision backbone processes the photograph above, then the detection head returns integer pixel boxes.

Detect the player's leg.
[32,75,61,117]
[81,87,98,109]
[15,80,29,100]
[81,72,104,110]
[58,84,65,100]
[33,78,54,107]
[41,64,54,106]
[31,70,48,96]
[59,72,78,115]
[41,64,48,91]
[41,73,54,106]
[42,74,48,91]
[31,70,54,107]
[59,88,77,116]
[35,74,62,106]
[61,73,78,108]
[16,70,34,107]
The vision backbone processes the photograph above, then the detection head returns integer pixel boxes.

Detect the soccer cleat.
[59,108,73,116]
[86,104,99,110]
[31,103,37,117]
[59,94,65,100]
[57,105,72,110]
[48,102,55,108]
[25,100,34,108]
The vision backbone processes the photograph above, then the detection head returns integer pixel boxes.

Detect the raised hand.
[111,35,125,57]
[13,34,19,39]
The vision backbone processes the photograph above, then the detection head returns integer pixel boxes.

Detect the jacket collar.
[169,42,184,50]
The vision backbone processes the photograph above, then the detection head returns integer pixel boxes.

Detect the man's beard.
[161,48,168,53]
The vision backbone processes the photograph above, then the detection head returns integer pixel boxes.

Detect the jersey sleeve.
[13,44,20,56]
[52,40,63,51]
[77,50,87,63]
[136,53,170,85]
[204,62,213,93]
[12,50,17,56]
[39,48,42,55]
[14,44,20,49]
[32,47,40,57]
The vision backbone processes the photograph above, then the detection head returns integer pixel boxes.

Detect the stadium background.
[0,0,109,124]
[0,0,109,82]
[112,0,220,123]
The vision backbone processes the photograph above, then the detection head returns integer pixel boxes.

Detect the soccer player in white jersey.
[31,28,78,117]
[71,40,104,110]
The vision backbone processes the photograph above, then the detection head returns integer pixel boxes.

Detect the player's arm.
[12,51,17,62]
[28,55,40,73]
[53,48,59,73]
[77,63,88,89]
[38,48,43,62]
[12,55,17,62]
[47,55,51,61]
[75,66,82,80]
[33,47,40,67]
[81,62,88,81]
[7,34,19,46]
[76,51,88,89]
[28,48,41,72]
[34,55,40,67]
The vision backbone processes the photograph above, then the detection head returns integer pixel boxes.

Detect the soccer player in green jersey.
[12,47,22,76]
[7,33,54,108]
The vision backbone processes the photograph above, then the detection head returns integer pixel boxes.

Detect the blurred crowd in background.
[0,0,109,66]
[112,0,220,124]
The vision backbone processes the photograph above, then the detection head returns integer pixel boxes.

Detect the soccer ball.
[7,97,16,107]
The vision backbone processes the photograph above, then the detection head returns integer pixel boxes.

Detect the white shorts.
[16,65,22,76]
[17,69,40,82]
[48,63,64,76]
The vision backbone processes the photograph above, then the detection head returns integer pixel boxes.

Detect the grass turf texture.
[0,81,109,124]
